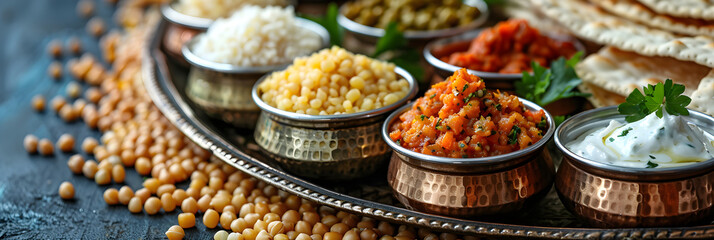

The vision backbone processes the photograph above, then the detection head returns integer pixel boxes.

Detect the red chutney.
[389,69,546,158]
[442,19,577,74]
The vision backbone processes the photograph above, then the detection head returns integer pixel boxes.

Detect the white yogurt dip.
[567,111,714,168]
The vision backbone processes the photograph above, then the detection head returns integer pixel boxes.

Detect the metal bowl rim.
[251,66,418,123]
[161,3,212,29]
[182,18,330,74]
[381,97,555,167]
[423,29,587,80]
[336,0,489,40]
[554,106,714,178]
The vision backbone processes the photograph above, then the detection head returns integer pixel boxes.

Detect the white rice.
[174,0,289,19]
[192,5,323,67]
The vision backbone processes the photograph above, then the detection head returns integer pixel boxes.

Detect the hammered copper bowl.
[252,67,418,180]
[161,3,211,67]
[336,0,489,45]
[382,98,556,218]
[423,30,586,92]
[182,18,329,129]
[554,106,714,228]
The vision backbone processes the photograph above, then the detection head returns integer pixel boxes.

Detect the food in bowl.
[173,0,289,19]
[388,68,548,158]
[566,79,714,168]
[441,19,577,74]
[192,6,322,66]
[341,0,481,31]
[257,46,411,115]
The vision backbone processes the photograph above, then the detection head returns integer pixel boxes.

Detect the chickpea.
[57,134,75,152]
[111,164,125,183]
[144,197,161,215]
[214,230,229,240]
[160,193,176,212]
[230,218,248,233]
[118,186,134,205]
[227,232,242,240]
[80,160,97,179]
[135,188,151,203]
[142,178,160,193]
[165,225,185,240]
[128,197,142,213]
[32,95,45,112]
[24,134,39,154]
[87,16,105,37]
[178,213,196,228]
[67,37,82,55]
[81,137,98,153]
[66,154,85,174]
[181,197,198,214]
[58,181,75,199]
[66,82,82,99]
[172,189,188,207]
[220,211,237,230]
[47,39,62,57]
[197,194,212,213]
[38,138,54,156]
[94,168,111,185]
[48,61,63,79]
[76,0,94,18]
[203,209,219,228]
[135,157,151,175]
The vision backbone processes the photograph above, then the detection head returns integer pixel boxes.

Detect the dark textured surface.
[0,1,213,239]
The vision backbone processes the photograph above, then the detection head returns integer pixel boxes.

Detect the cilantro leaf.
[646,161,658,168]
[300,3,343,46]
[507,126,521,145]
[553,115,567,127]
[372,22,406,58]
[370,22,424,81]
[515,52,590,106]
[617,79,691,123]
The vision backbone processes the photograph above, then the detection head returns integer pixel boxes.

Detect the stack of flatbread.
[514,0,714,116]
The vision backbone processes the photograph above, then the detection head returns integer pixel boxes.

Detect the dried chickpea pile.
[24,1,474,240]
[257,46,410,115]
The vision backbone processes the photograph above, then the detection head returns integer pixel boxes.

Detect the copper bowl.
[337,0,489,45]
[554,106,714,228]
[423,30,585,92]
[381,99,556,218]
[252,67,418,180]
[182,18,330,129]
[160,3,211,67]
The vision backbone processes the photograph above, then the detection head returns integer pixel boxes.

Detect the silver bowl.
[337,0,489,44]
[554,106,714,227]
[252,67,418,180]
[424,30,585,91]
[382,98,556,218]
[160,3,212,66]
[182,18,330,129]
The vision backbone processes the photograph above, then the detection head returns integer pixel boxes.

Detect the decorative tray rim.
[141,19,714,239]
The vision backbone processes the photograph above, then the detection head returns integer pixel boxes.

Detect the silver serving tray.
[142,19,714,239]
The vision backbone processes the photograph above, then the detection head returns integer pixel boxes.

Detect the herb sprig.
[617,79,691,123]
[515,52,590,107]
[514,52,589,127]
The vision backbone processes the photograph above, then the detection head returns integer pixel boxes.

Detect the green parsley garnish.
[617,79,691,123]
[507,126,521,145]
[462,84,469,92]
[495,103,502,111]
[420,115,425,121]
[430,93,436,99]
[435,118,443,130]
[459,142,465,148]
[646,161,658,168]
[608,137,614,142]
[617,127,633,137]
[649,155,656,159]
[464,92,476,103]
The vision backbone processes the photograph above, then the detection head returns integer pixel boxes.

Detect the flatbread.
[591,0,714,37]
[577,46,710,96]
[577,82,626,108]
[531,0,714,69]
[501,0,571,35]
[576,47,714,116]
[636,0,714,21]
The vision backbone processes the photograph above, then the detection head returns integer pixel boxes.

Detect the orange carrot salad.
[389,69,546,158]
[443,19,576,74]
